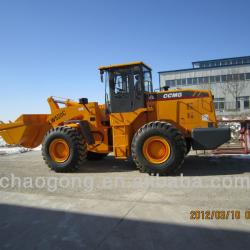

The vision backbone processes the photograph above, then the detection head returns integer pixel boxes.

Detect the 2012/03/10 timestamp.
[190,210,250,220]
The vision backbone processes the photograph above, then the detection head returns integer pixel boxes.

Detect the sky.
[0,0,250,121]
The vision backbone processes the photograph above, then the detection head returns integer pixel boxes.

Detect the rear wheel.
[131,121,186,175]
[42,126,87,172]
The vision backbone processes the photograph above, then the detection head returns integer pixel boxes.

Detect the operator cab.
[99,62,153,113]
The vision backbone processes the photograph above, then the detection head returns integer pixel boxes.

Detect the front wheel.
[131,121,186,175]
[42,126,87,172]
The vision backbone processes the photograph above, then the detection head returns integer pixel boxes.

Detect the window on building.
[238,96,250,110]
[198,76,209,84]
[192,78,198,84]
[215,75,221,82]
[233,74,239,81]
[246,73,250,80]
[243,58,248,64]
[237,100,241,110]
[176,79,182,86]
[203,77,209,83]
[237,59,243,65]
[210,76,215,83]
[244,97,250,109]
[187,78,192,85]
[198,77,204,84]
[236,97,241,110]
[181,78,186,85]
[165,80,171,87]
[170,80,176,87]
[221,61,227,66]
[232,59,237,65]
[239,73,245,81]
[214,98,225,111]
[227,74,233,81]
[221,75,227,82]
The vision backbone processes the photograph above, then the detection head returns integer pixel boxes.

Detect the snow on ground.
[0,136,40,156]
[0,147,31,155]
[0,137,6,147]
[219,118,242,141]
[33,145,42,151]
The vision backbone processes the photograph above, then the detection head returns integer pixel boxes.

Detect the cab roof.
[98,61,151,71]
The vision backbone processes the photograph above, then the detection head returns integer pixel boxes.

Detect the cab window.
[114,73,129,95]
[143,66,153,92]
[133,73,142,94]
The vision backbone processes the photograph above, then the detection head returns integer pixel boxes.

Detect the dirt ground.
[0,151,250,250]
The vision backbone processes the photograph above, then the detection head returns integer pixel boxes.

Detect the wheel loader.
[0,62,231,174]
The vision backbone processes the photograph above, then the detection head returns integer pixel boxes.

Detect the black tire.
[131,121,186,175]
[42,126,87,172]
[86,151,108,160]
[185,138,192,155]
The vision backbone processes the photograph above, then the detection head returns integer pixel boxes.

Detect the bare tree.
[197,75,212,91]
[197,72,218,92]
[219,69,247,111]
[199,81,212,91]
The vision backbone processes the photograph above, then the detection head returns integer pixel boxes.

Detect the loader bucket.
[0,114,51,148]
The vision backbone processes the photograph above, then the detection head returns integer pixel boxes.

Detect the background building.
[159,56,250,116]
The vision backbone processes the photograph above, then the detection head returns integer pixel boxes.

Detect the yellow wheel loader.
[0,62,231,174]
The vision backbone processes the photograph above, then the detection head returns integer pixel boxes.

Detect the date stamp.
[190,210,250,220]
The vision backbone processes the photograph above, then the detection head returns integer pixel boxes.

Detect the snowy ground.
[0,137,6,147]
[0,137,41,155]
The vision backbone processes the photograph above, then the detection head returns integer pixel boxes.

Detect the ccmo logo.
[163,92,182,99]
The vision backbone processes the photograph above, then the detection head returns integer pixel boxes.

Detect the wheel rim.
[142,136,171,164]
[49,139,70,163]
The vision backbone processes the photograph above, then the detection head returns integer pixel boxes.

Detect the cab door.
[109,66,145,113]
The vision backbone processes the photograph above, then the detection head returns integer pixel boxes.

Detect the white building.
[159,56,250,116]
